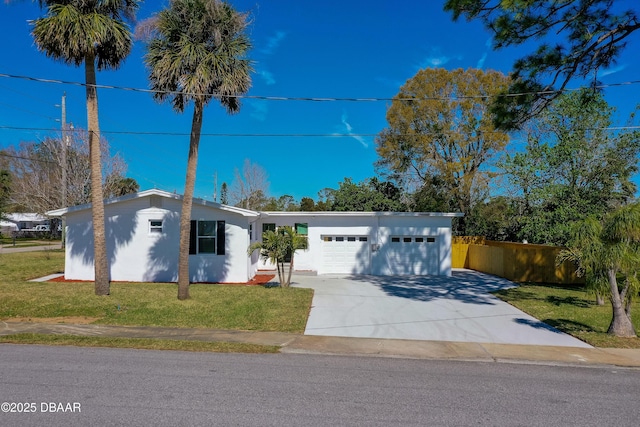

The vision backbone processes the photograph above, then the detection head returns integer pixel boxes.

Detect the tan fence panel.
[452,238,583,285]
[451,236,484,268]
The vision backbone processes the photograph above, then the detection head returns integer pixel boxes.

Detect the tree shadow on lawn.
[347,270,518,306]
[493,287,540,302]
[542,318,598,335]
[546,295,593,308]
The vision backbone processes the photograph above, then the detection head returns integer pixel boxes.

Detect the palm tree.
[559,204,640,337]
[31,1,141,296]
[282,226,309,287]
[144,0,252,300]
[248,226,308,287]
[248,230,288,285]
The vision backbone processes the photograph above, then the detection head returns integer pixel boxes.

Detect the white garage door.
[321,236,370,274]
[382,236,439,275]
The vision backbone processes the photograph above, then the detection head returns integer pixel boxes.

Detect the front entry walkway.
[292,270,591,348]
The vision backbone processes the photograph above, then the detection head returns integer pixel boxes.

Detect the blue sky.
[1,1,640,203]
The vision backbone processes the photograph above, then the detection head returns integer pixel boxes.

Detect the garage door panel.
[322,236,370,274]
[382,236,439,275]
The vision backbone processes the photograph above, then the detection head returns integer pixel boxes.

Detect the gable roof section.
[46,189,260,218]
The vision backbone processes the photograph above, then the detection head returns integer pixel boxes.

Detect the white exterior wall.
[190,203,252,283]
[373,215,453,276]
[256,215,375,272]
[255,213,455,277]
[58,190,457,282]
[64,194,254,283]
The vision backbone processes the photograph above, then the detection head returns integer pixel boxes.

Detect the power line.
[2,124,640,137]
[2,72,640,102]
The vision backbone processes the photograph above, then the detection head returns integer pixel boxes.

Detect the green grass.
[0,333,280,353]
[494,283,640,348]
[0,237,60,247]
[0,249,65,281]
[0,251,313,352]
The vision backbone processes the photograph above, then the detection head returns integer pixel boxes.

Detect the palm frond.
[144,0,253,113]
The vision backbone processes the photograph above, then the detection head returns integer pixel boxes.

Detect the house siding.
[255,213,455,276]
[63,193,255,283]
[52,190,459,283]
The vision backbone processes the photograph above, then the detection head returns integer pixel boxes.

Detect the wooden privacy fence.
[452,237,583,285]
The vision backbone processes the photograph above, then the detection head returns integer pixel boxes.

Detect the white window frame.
[149,219,163,235]
[197,220,217,254]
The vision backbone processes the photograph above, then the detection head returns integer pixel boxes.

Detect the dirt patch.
[245,274,276,285]
[48,276,91,283]
[3,316,99,324]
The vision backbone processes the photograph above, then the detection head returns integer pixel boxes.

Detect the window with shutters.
[189,220,226,255]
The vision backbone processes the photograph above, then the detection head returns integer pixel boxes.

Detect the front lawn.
[494,283,640,348]
[0,251,313,334]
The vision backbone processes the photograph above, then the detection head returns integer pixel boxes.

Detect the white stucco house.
[47,189,463,283]
[0,213,49,233]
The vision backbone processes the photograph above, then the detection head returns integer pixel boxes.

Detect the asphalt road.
[1,345,639,426]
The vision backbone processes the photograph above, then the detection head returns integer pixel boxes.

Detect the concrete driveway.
[292,269,591,348]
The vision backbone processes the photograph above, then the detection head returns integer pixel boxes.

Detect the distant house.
[47,189,462,283]
[0,213,49,234]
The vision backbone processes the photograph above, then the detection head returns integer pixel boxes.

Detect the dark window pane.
[359,237,368,242]
[391,237,400,243]
[199,237,216,253]
[336,237,344,242]
[198,221,216,237]
[403,237,412,243]
[295,223,308,235]
[263,223,276,232]
[415,237,424,243]
[427,237,436,243]
[347,237,356,242]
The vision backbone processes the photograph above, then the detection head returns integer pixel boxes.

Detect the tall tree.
[0,169,11,225]
[331,177,404,212]
[229,159,269,210]
[503,89,640,245]
[299,196,315,211]
[31,0,140,295]
[559,203,640,338]
[145,0,252,300]
[105,176,139,198]
[375,68,510,233]
[220,182,228,204]
[4,131,129,213]
[444,0,640,129]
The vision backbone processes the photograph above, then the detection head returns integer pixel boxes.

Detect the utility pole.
[61,93,67,248]
[213,171,218,202]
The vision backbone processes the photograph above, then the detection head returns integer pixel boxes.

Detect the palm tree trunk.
[177,98,204,300]
[286,253,294,287]
[85,53,109,296]
[606,269,637,337]
[276,261,283,287]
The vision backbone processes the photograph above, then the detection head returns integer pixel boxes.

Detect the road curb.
[2,321,639,368]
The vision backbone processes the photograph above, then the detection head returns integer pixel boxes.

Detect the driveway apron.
[292,270,591,348]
